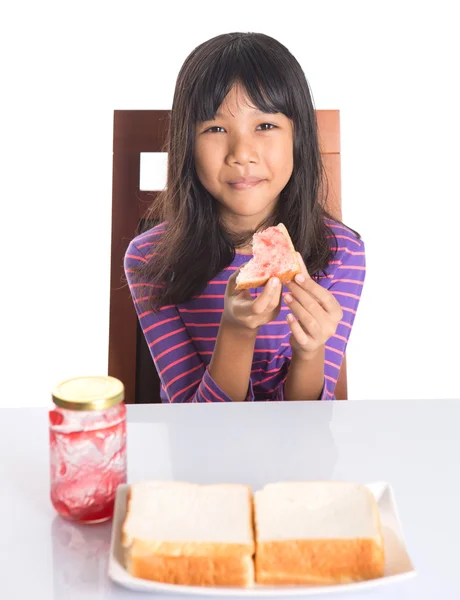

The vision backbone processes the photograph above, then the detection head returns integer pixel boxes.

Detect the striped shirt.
[124,219,366,402]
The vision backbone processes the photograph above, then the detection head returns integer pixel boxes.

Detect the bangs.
[190,39,296,124]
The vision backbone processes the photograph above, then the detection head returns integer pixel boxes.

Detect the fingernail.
[295,274,305,283]
[271,277,280,287]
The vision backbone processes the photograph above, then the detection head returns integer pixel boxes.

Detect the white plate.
[108,481,416,597]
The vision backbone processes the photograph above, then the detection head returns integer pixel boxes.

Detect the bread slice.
[235,223,302,290]
[254,481,385,585]
[121,481,255,587]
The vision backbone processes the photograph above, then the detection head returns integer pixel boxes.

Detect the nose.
[226,135,258,166]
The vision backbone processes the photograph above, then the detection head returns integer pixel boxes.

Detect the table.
[1,400,459,599]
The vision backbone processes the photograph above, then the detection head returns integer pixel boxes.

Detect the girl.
[124,32,366,403]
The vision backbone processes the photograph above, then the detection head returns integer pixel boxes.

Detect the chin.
[221,198,277,214]
[228,207,273,218]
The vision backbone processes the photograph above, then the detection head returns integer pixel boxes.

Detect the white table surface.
[1,400,459,599]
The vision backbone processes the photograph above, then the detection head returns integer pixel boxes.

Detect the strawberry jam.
[49,376,127,523]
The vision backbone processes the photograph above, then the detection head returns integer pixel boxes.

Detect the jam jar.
[49,376,127,523]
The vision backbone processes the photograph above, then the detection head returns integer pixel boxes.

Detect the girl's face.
[194,84,294,233]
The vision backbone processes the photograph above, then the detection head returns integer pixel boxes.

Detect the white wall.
[2,0,459,408]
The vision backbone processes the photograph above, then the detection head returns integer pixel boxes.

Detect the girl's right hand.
[223,267,283,332]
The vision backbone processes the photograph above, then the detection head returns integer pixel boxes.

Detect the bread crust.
[121,484,133,548]
[235,224,302,290]
[255,538,385,585]
[127,553,254,587]
[235,269,300,291]
[276,223,298,256]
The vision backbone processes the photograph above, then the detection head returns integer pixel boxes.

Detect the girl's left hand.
[284,252,343,360]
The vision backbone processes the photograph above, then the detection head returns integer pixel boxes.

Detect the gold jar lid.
[52,376,125,411]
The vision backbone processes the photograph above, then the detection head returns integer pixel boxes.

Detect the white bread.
[235,223,302,290]
[121,481,255,587]
[254,481,385,585]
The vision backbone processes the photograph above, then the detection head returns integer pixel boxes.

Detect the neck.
[235,246,253,255]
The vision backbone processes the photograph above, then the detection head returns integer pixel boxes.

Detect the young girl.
[124,32,366,403]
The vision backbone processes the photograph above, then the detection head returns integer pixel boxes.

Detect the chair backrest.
[109,110,348,403]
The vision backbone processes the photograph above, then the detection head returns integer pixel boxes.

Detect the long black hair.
[129,32,360,311]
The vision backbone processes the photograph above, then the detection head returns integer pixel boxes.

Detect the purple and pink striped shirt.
[124,218,366,402]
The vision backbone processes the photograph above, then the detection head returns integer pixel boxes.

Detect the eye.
[204,126,226,133]
[257,123,277,131]
[203,123,277,133]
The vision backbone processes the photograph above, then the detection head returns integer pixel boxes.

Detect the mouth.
[228,180,265,190]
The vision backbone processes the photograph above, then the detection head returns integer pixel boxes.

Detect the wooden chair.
[108,110,347,404]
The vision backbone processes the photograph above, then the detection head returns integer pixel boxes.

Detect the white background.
[2,0,459,408]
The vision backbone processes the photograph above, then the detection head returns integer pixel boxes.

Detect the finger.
[284,293,322,340]
[251,277,281,315]
[284,282,326,321]
[286,313,310,347]
[268,282,284,313]
[289,259,338,314]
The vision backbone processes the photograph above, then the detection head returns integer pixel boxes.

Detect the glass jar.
[49,376,127,523]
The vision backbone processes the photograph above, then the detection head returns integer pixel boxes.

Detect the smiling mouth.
[228,180,265,190]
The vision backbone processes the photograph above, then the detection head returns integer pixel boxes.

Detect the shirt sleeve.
[124,239,254,403]
[271,238,366,401]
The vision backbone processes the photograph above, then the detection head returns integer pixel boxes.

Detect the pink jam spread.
[242,226,297,281]
[49,403,127,523]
